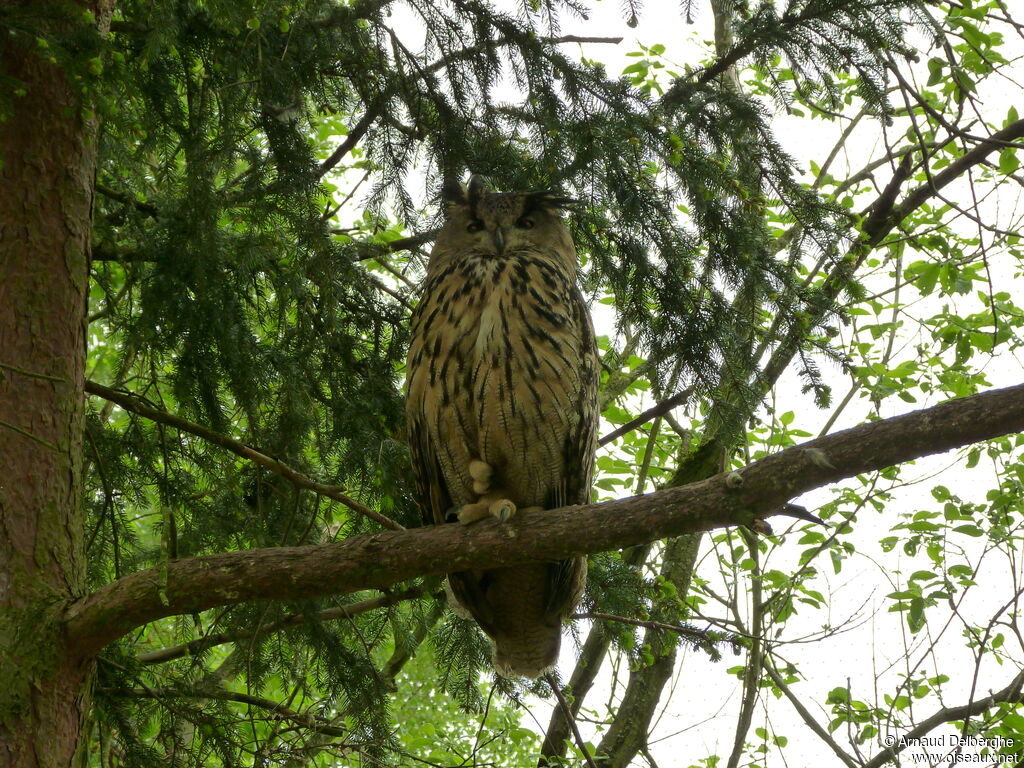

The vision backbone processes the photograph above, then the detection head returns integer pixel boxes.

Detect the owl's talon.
[489,499,516,522]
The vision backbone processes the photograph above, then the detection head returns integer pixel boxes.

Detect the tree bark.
[0,3,111,765]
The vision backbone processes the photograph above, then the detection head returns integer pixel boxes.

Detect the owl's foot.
[456,496,517,524]
[468,459,493,495]
[456,501,491,524]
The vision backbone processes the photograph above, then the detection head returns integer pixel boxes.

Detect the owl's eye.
[516,217,535,229]
[466,220,484,233]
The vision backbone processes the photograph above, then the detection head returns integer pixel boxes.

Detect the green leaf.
[908,597,926,632]
[998,147,1019,174]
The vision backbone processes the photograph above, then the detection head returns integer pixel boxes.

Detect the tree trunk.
[0,4,109,764]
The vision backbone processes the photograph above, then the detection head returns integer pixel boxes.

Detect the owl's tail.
[484,563,568,679]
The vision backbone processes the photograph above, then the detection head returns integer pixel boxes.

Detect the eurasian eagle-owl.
[406,175,599,678]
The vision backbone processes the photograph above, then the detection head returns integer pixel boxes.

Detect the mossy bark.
[0,3,110,764]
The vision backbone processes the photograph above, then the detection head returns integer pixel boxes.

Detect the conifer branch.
[317,34,623,177]
[574,612,723,652]
[84,380,405,532]
[67,382,1024,658]
[115,688,354,738]
[95,182,160,218]
[664,0,883,98]
[138,586,425,665]
[349,230,437,261]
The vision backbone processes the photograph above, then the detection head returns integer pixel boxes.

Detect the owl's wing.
[544,557,588,622]
[407,411,452,527]
[542,288,600,620]
[543,286,600,510]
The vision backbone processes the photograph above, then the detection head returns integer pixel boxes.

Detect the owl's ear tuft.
[441,177,466,206]
[526,189,579,214]
[467,174,487,206]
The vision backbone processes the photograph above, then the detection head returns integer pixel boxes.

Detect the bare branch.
[544,675,598,768]
[762,659,859,768]
[881,117,1024,245]
[599,387,694,447]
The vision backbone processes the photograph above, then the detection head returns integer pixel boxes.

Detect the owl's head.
[430,175,577,272]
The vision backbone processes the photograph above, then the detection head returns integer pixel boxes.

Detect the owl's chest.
[451,257,572,363]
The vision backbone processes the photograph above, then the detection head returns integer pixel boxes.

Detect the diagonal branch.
[863,668,1024,768]
[598,387,694,447]
[763,659,859,768]
[115,687,353,738]
[882,117,1024,242]
[137,585,426,665]
[85,380,404,532]
[65,382,1024,659]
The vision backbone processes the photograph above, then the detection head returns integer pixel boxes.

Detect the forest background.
[2,0,1024,766]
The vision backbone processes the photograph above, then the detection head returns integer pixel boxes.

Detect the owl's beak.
[492,227,506,254]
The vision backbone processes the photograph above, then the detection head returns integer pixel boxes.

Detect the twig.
[599,388,694,446]
[862,668,1024,768]
[762,659,859,768]
[574,612,721,650]
[0,361,67,383]
[544,674,598,768]
[0,419,59,451]
[85,380,404,531]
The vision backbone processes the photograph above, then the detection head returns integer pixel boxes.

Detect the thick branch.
[65,383,1024,658]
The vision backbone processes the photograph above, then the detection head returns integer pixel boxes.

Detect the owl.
[406,175,599,678]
